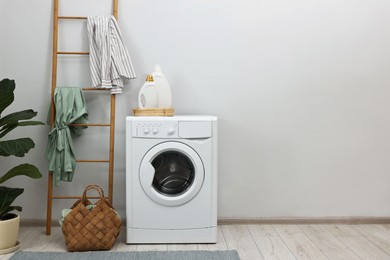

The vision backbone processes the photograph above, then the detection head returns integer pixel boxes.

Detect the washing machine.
[125,115,218,244]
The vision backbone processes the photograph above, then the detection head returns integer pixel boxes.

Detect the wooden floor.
[2,224,390,260]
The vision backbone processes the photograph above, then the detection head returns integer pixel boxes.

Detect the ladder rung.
[70,123,110,127]
[77,160,110,163]
[52,196,110,199]
[82,88,111,91]
[58,16,87,20]
[57,51,89,55]
[56,88,110,91]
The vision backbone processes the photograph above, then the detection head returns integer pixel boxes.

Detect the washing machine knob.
[143,128,150,134]
[167,128,175,135]
[152,129,158,134]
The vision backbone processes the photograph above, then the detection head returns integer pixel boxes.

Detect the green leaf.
[6,206,22,213]
[0,120,45,139]
[0,109,39,127]
[16,121,45,126]
[0,124,17,139]
[0,138,35,157]
[0,109,44,138]
[0,164,42,184]
[0,79,15,116]
[0,186,24,219]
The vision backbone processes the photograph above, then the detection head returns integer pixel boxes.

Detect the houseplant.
[0,78,44,253]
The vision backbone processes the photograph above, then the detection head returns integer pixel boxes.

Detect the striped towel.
[87,16,136,94]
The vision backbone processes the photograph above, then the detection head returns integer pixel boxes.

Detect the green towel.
[46,87,88,187]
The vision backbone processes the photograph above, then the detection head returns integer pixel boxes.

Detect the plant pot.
[0,213,20,251]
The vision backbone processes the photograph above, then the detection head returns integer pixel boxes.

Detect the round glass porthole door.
[139,142,204,206]
[152,151,195,196]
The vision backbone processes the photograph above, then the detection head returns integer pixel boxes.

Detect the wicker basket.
[61,185,122,252]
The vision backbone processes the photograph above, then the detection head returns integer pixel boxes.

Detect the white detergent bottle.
[152,64,172,108]
[138,75,159,109]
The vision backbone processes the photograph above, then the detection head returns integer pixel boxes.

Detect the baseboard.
[217,217,390,225]
[21,217,390,227]
[21,219,61,227]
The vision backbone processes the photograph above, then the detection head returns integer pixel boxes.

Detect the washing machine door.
[139,141,204,206]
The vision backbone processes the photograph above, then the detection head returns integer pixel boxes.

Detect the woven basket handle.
[82,184,105,201]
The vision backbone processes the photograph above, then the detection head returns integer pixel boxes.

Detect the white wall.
[1,0,390,220]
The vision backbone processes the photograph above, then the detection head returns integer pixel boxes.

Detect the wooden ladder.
[46,0,119,235]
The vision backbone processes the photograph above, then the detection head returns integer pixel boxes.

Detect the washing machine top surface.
[126,115,217,122]
[127,115,217,139]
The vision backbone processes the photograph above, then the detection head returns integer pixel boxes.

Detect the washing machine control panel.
[133,121,179,138]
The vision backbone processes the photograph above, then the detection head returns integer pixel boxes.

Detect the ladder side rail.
[108,95,115,204]
[46,0,59,236]
[108,0,118,206]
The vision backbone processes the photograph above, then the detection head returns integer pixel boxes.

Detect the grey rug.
[10,250,240,260]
